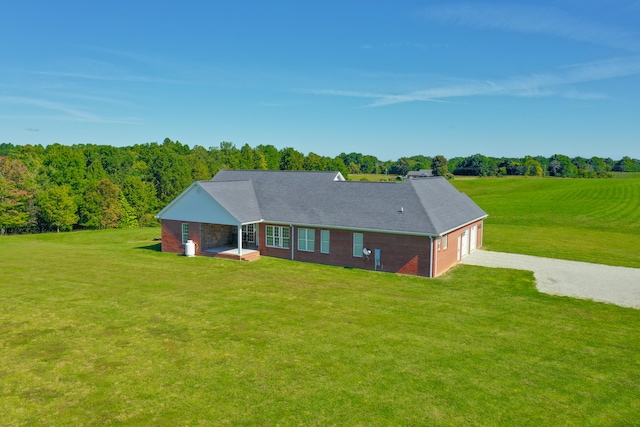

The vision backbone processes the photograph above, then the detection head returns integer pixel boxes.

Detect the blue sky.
[2,0,639,161]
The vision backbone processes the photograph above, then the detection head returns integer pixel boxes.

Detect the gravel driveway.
[460,250,640,309]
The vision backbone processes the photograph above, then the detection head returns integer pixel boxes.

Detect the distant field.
[1,228,640,425]
[451,173,640,268]
[348,173,398,181]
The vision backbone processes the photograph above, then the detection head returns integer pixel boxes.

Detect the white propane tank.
[185,240,196,257]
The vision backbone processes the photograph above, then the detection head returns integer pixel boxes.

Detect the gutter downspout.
[429,236,433,278]
[290,224,294,260]
[237,225,242,256]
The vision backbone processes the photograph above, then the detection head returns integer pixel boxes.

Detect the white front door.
[470,225,478,252]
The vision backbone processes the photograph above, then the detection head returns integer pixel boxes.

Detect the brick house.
[156,170,487,277]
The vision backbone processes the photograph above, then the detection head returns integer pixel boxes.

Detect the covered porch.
[199,222,260,262]
[156,179,263,261]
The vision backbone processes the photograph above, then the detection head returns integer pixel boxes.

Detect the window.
[437,238,441,251]
[320,230,330,254]
[298,228,315,252]
[181,223,189,245]
[353,232,363,257]
[443,234,448,250]
[243,224,255,244]
[266,225,290,249]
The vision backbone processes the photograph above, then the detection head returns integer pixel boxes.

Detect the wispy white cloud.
[360,42,447,50]
[0,96,98,120]
[308,56,640,106]
[32,70,185,85]
[0,96,141,124]
[422,3,640,52]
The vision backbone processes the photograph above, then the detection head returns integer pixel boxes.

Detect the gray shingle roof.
[197,180,261,224]
[207,170,486,235]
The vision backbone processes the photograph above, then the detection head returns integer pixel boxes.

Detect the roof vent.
[399,207,404,213]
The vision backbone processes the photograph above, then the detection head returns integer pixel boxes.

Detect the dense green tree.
[239,144,256,169]
[303,152,323,171]
[0,143,17,156]
[348,162,361,174]
[548,154,577,177]
[279,147,304,170]
[360,155,380,174]
[255,144,280,170]
[522,156,544,176]
[79,178,122,229]
[409,155,432,171]
[121,176,159,226]
[36,185,78,232]
[0,156,36,234]
[454,154,499,176]
[43,144,86,191]
[117,193,138,229]
[613,156,640,172]
[432,155,450,177]
[86,158,108,182]
[390,157,416,175]
[190,145,217,178]
[217,141,241,169]
[147,145,192,204]
[498,158,522,175]
[339,152,362,169]
[253,150,268,170]
[588,157,609,173]
[162,137,191,155]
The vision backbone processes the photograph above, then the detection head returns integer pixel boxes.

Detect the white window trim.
[320,230,330,254]
[298,228,315,252]
[443,234,448,250]
[353,232,363,257]
[181,223,189,245]
[266,225,290,249]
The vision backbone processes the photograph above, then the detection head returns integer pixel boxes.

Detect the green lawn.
[451,174,640,267]
[2,228,640,425]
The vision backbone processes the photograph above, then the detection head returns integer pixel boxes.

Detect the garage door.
[461,229,469,258]
[470,225,477,252]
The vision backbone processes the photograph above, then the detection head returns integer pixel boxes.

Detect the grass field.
[1,228,640,425]
[451,173,640,267]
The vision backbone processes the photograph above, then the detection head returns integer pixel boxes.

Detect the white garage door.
[470,225,478,252]
[461,229,469,258]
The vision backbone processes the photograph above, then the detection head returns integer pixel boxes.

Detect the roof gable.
[156,181,260,225]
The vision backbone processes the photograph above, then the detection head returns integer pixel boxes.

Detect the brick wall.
[258,223,433,277]
[433,219,484,276]
[163,219,484,277]
[162,220,202,255]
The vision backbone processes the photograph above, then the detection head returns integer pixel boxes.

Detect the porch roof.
[156,180,261,226]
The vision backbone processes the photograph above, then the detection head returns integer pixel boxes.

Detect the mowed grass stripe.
[452,174,640,267]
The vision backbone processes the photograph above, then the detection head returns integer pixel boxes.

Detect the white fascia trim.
[157,181,250,226]
[240,219,264,226]
[263,220,439,237]
[155,181,200,218]
[437,215,488,237]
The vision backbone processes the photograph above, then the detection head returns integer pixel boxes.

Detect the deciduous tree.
[36,185,78,232]
[0,156,37,234]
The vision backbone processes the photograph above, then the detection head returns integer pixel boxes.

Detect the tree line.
[1,139,639,234]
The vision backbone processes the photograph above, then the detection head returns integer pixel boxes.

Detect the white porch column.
[237,225,242,256]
